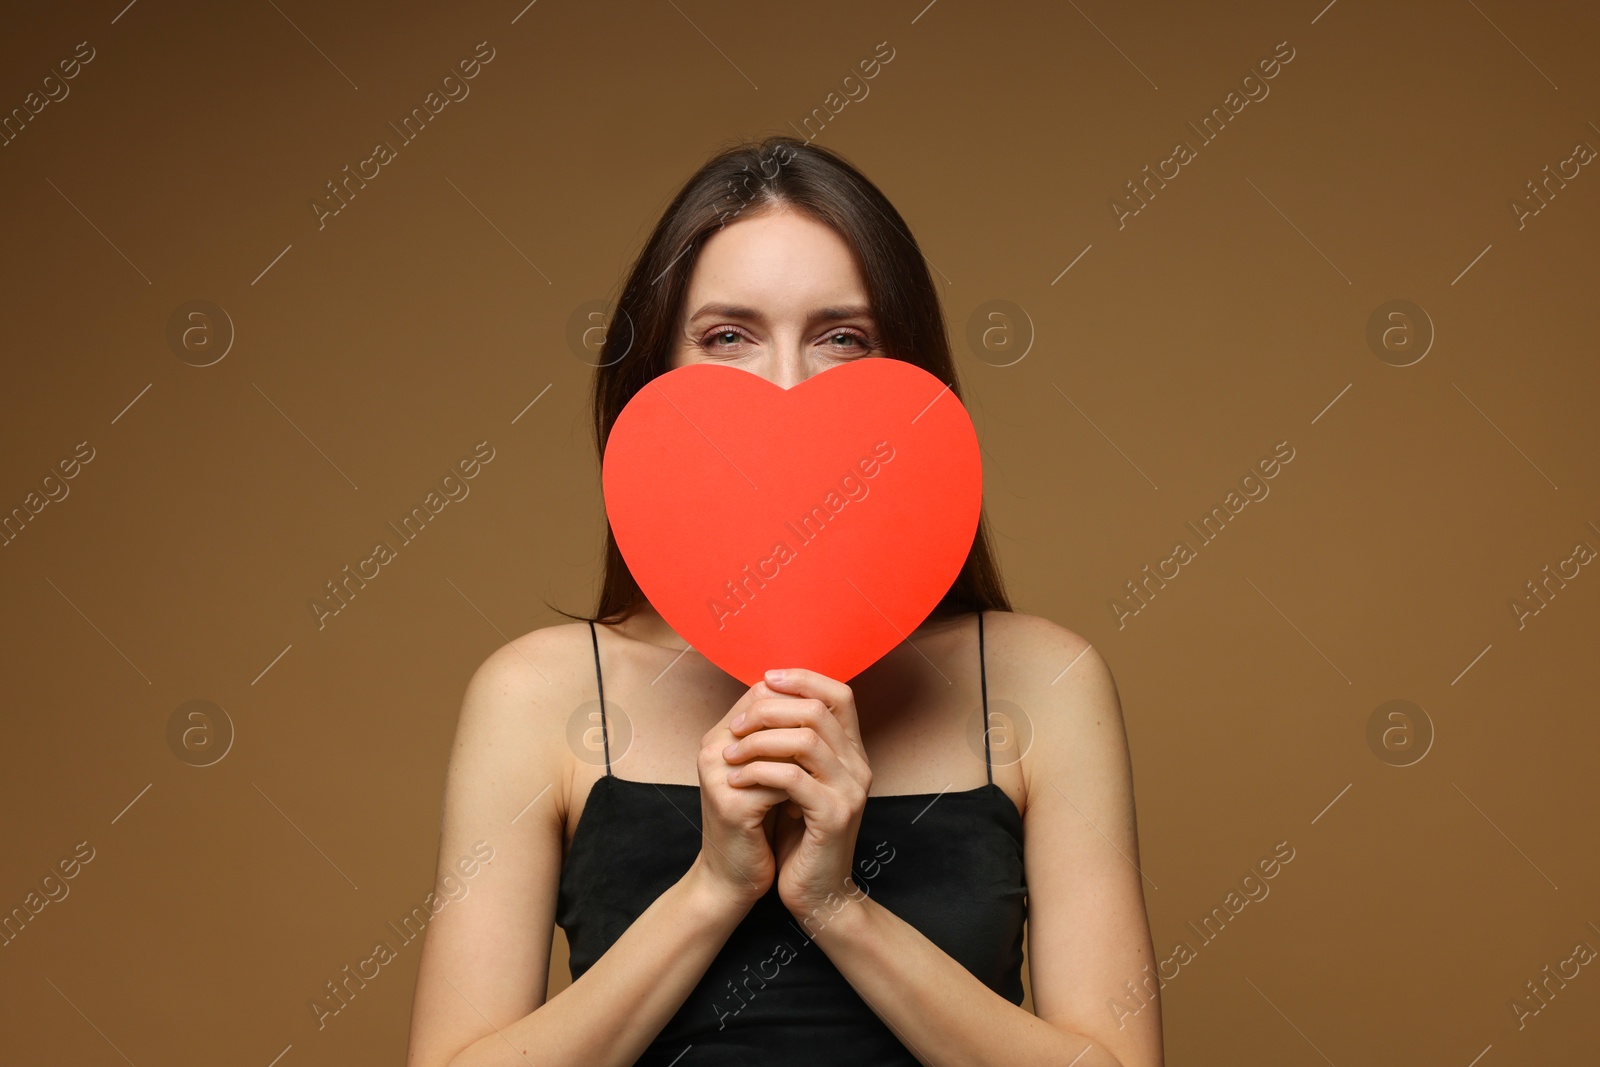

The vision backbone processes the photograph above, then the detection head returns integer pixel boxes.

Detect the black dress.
[555,611,1028,1064]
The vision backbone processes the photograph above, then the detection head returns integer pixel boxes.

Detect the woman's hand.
[723,668,873,927]
[691,682,798,911]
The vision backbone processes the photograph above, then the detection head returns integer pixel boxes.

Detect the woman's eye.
[824,330,872,352]
[696,327,874,353]
[701,329,746,349]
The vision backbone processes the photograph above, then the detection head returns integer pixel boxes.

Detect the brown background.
[3,0,1598,1063]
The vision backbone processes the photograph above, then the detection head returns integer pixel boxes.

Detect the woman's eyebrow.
[686,302,874,324]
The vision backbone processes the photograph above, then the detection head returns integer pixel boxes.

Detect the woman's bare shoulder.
[980,609,1122,738]
[981,610,1129,802]
[981,609,1103,681]
[444,619,615,835]
[468,619,600,701]
[454,622,601,799]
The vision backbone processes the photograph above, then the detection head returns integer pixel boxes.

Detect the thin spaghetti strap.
[587,620,612,776]
[979,610,992,785]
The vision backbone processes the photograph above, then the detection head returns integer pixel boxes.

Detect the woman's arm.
[405,627,756,1067]
[799,615,1165,1067]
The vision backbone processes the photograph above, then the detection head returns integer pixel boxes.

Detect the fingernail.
[765,669,786,684]
[723,743,737,758]
[732,712,745,729]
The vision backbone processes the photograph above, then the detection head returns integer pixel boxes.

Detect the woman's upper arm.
[405,627,576,1067]
[1009,615,1165,1067]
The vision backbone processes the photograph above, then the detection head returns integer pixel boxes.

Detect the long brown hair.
[551,134,1012,626]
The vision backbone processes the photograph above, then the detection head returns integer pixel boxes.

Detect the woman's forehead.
[687,211,867,308]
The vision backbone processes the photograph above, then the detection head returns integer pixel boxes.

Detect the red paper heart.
[602,358,982,685]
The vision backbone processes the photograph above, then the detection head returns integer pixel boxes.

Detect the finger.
[724,680,779,724]
[725,726,851,788]
[705,729,793,815]
[728,760,841,823]
[733,696,864,780]
[713,684,787,735]
[716,775,791,819]
[761,669,861,739]
[708,680,785,745]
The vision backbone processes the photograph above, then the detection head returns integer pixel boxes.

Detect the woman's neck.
[613,604,691,651]
[610,601,971,654]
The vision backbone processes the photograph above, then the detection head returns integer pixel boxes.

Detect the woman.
[406,136,1164,1066]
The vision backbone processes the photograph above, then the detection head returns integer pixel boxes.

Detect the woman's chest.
[560,710,1021,857]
